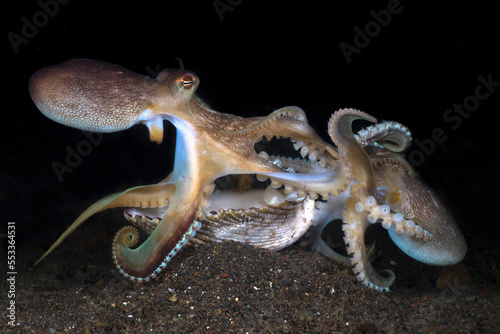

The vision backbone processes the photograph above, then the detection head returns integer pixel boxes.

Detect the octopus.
[29,59,466,291]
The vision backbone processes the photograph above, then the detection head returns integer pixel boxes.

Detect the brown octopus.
[30,59,466,291]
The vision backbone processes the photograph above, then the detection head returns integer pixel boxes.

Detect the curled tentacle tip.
[365,269,395,292]
[112,226,150,283]
[115,226,140,248]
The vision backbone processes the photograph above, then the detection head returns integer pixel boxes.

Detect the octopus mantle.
[30,59,466,291]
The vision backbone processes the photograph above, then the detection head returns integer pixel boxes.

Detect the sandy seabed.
[1,210,498,334]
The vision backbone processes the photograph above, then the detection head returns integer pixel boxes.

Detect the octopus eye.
[181,73,195,88]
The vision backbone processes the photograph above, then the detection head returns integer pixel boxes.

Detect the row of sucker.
[341,189,395,291]
[255,129,340,200]
[329,110,398,291]
[112,220,202,282]
[221,106,308,137]
[354,121,412,153]
[290,139,330,167]
[256,148,334,200]
[353,195,432,240]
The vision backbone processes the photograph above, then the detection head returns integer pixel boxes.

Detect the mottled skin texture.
[30,59,466,290]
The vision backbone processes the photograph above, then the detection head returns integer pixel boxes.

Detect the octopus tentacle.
[256,154,350,200]
[34,183,175,265]
[343,186,395,291]
[113,226,139,249]
[355,121,412,153]
[109,130,206,281]
[306,119,411,266]
[112,216,202,282]
[305,190,352,264]
[327,109,400,290]
[328,109,378,195]
[218,106,309,136]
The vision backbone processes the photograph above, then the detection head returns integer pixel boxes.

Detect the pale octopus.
[30,59,466,291]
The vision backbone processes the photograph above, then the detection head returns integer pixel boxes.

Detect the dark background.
[2,0,499,252]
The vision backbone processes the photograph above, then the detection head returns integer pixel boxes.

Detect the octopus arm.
[34,183,175,265]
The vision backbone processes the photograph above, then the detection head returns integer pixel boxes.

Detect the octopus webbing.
[29,59,466,291]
